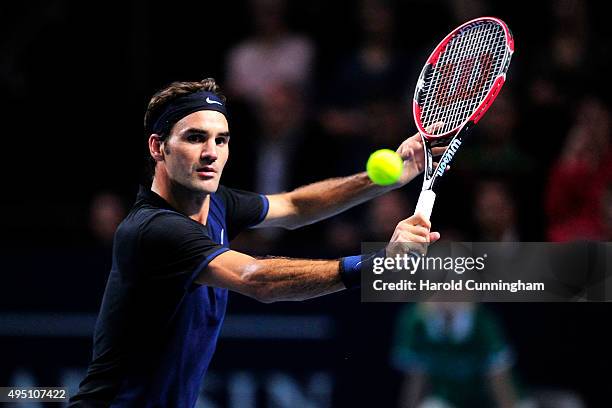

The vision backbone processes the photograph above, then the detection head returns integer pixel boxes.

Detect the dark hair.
[143,78,226,182]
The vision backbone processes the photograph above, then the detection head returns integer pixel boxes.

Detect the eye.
[186,134,203,143]
[215,136,229,145]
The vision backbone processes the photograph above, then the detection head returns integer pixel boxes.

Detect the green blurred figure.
[392,303,520,408]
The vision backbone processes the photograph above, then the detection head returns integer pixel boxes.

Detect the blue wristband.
[339,255,362,289]
[340,249,386,289]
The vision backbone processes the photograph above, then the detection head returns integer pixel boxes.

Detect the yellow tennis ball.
[366,149,404,186]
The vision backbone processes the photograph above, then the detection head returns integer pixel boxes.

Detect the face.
[158,110,230,194]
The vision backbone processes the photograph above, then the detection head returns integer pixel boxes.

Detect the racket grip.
[414,190,436,220]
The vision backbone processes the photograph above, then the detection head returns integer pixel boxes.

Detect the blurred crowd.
[201,0,609,255]
[1,0,609,406]
[0,0,608,248]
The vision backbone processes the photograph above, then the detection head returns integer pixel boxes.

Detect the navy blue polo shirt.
[69,186,268,407]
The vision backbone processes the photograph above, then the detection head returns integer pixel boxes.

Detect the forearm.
[270,172,396,229]
[200,250,346,303]
[245,257,345,302]
[260,132,433,230]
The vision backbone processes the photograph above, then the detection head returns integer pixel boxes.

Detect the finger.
[431,146,447,157]
[404,147,425,172]
[408,225,431,238]
[397,142,416,162]
[432,162,451,172]
[425,121,444,134]
[429,231,441,243]
[409,132,424,142]
[399,225,430,240]
[404,146,415,161]
[403,233,429,244]
[405,213,432,229]
[399,133,423,150]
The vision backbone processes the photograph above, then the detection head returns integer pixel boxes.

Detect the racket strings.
[419,21,509,135]
[434,24,502,132]
[444,24,494,132]
[425,23,497,132]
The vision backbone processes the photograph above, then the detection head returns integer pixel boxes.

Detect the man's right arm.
[196,213,438,303]
[196,251,345,303]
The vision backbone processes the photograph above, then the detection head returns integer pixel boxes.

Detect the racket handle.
[414,190,436,220]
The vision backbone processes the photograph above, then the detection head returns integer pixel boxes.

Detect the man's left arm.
[257,132,445,230]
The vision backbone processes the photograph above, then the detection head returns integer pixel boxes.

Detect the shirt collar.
[136,185,177,211]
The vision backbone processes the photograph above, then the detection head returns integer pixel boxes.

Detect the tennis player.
[69,78,440,407]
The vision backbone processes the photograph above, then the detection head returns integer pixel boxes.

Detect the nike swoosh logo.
[206,97,223,106]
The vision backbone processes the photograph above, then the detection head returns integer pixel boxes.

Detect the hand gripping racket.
[413,17,514,220]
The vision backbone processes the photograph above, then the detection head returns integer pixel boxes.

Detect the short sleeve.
[138,210,228,287]
[216,186,269,240]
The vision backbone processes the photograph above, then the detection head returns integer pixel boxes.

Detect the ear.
[148,134,164,162]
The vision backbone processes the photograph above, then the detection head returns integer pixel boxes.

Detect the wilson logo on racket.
[436,53,493,107]
[436,138,462,177]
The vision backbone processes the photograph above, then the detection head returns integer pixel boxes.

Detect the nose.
[201,138,218,163]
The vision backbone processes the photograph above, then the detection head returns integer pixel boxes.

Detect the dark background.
[0,0,610,407]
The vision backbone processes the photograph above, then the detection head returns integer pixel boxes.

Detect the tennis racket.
[413,17,514,220]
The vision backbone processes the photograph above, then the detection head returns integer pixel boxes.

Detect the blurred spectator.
[474,180,519,241]
[320,0,411,176]
[246,82,312,249]
[221,0,319,192]
[367,190,413,241]
[528,0,589,103]
[324,189,412,257]
[524,1,595,169]
[526,0,590,144]
[458,92,535,178]
[446,0,489,24]
[550,0,589,76]
[323,219,361,256]
[254,82,307,195]
[600,182,612,241]
[0,1,68,98]
[320,0,407,128]
[225,0,315,106]
[392,302,520,408]
[545,96,612,241]
[88,192,126,246]
[227,81,335,255]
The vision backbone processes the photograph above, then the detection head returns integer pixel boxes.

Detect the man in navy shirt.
[69,78,441,407]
